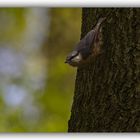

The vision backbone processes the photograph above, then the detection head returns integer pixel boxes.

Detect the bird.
[65,17,106,67]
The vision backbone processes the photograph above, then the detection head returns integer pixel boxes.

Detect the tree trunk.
[68,8,140,132]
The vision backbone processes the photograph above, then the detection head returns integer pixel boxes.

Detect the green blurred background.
[0,8,81,132]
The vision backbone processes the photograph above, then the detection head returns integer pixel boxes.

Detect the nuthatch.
[65,17,106,67]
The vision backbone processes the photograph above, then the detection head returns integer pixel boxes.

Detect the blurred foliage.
[0,8,81,132]
[0,8,27,42]
[40,8,81,132]
[0,8,27,132]
[46,8,81,55]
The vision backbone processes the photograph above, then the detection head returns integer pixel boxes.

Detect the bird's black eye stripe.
[67,51,78,60]
[71,54,77,59]
[68,55,76,61]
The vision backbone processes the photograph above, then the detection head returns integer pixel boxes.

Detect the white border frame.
[0,133,140,140]
[0,1,140,140]
[0,0,140,7]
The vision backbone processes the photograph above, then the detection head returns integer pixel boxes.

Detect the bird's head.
[65,50,82,67]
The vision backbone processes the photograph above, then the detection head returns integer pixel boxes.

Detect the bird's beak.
[65,60,68,63]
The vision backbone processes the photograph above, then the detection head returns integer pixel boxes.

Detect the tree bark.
[68,8,140,132]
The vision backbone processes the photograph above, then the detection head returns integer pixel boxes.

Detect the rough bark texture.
[68,8,140,132]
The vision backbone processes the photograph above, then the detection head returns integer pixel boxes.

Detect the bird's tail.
[94,17,106,32]
[89,17,106,50]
